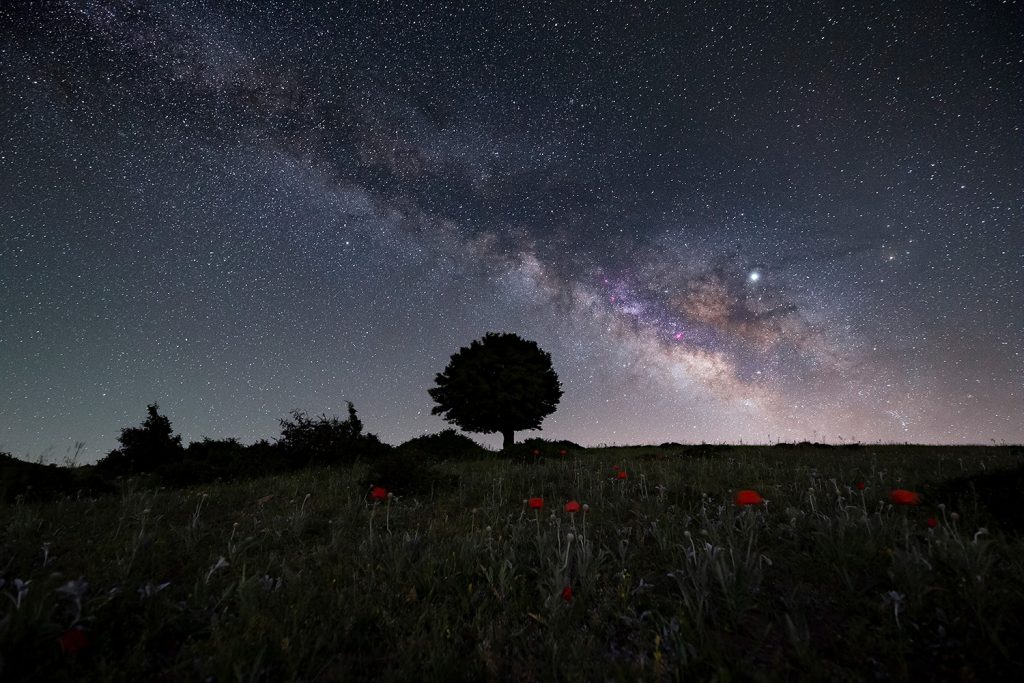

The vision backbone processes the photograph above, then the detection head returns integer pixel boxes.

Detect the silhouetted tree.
[97,403,184,474]
[429,332,562,449]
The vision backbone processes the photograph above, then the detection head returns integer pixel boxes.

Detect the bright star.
[748,271,761,282]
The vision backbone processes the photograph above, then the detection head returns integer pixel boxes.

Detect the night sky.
[2,1,1022,462]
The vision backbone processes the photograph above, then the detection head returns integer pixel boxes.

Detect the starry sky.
[1,0,1022,462]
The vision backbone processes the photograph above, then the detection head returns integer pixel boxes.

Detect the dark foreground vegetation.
[1,409,1022,680]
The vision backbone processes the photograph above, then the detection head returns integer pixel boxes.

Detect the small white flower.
[9,578,31,609]
[57,578,89,604]
[138,581,171,599]
[57,578,89,621]
[259,575,282,592]
[205,556,230,583]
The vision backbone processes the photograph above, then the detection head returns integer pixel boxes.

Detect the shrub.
[96,404,184,475]
[362,449,456,496]
[277,402,389,467]
[501,437,583,462]
[0,452,113,502]
[396,429,488,462]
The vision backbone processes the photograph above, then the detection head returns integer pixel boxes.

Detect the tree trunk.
[502,429,515,450]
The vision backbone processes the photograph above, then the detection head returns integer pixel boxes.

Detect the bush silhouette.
[363,449,457,496]
[0,451,113,502]
[277,402,389,467]
[156,437,255,485]
[428,332,563,449]
[97,403,184,475]
[396,429,488,462]
[0,451,73,502]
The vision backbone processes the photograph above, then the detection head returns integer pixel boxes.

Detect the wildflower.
[617,471,628,480]
[260,575,282,592]
[56,578,89,623]
[926,517,938,528]
[561,586,574,602]
[10,578,31,609]
[950,511,959,520]
[855,482,866,491]
[582,504,590,512]
[564,500,581,513]
[889,489,921,506]
[205,556,230,583]
[528,497,544,510]
[138,581,171,599]
[532,449,541,457]
[369,486,388,502]
[59,627,89,655]
[559,449,567,456]
[734,489,764,506]
[612,465,620,471]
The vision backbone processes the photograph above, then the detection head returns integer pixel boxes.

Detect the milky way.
[1,1,1022,461]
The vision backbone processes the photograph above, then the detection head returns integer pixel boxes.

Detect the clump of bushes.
[503,436,583,461]
[929,463,1024,535]
[396,429,488,462]
[94,403,184,477]
[362,449,456,496]
[0,452,112,503]
[276,402,390,468]
[87,402,391,491]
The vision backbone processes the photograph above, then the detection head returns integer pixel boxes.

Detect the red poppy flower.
[369,486,388,502]
[561,586,573,602]
[531,449,541,457]
[889,489,921,506]
[564,500,581,513]
[59,628,89,655]
[616,470,628,480]
[855,481,866,491]
[528,497,544,510]
[612,465,620,471]
[559,449,567,456]
[926,517,938,528]
[734,489,764,506]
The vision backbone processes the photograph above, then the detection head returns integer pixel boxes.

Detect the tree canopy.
[98,403,184,474]
[428,332,562,449]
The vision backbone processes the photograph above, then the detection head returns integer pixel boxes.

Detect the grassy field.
[2,444,1023,681]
